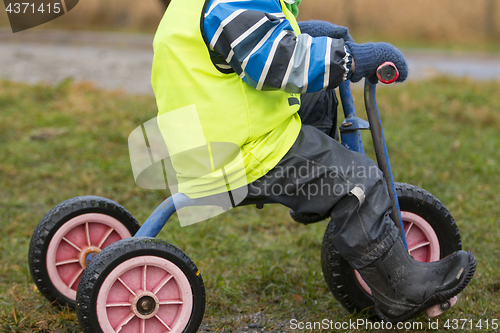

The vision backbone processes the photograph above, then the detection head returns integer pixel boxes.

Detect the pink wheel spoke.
[68,267,84,289]
[47,213,135,303]
[55,258,80,266]
[85,222,91,247]
[106,302,132,308]
[96,256,194,333]
[152,274,173,294]
[97,227,115,248]
[159,299,183,305]
[118,277,136,296]
[405,222,414,237]
[409,240,431,253]
[62,237,82,252]
[115,312,136,333]
[155,314,172,331]
[142,265,147,291]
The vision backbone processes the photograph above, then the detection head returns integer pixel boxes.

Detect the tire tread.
[28,196,140,308]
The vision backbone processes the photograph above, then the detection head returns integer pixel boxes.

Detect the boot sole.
[375,251,477,323]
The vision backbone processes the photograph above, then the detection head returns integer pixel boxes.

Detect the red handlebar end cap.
[377,61,399,84]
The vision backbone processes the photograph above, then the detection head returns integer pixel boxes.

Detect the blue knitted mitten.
[298,20,354,42]
[345,41,409,83]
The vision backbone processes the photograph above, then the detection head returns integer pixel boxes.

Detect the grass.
[0,76,499,332]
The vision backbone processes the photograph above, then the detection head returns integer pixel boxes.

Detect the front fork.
[338,80,408,249]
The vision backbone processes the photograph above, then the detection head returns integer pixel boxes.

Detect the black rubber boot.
[357,237,476,323]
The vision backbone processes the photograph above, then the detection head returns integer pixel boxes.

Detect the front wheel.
[321,183,462,318]
[76,237,205,333]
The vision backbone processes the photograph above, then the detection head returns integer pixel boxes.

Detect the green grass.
[0,77,499,332]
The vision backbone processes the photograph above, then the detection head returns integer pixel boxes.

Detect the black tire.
[321,183,462,318]
[28,196,140,309]
[76,237,205,333]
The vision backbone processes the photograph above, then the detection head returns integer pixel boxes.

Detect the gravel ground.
[1,29,500,96]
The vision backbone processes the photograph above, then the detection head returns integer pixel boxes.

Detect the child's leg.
[290,91,339,223]
[245,125,476,322]
[247,125,399,265]
[297,90,338,140]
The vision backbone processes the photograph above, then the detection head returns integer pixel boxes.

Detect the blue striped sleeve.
[202,0,352,93]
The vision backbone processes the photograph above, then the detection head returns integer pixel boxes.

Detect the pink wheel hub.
[96,256,193,333]
[130,291,160,319]
[355,211,441,295]
[46,213,133,301]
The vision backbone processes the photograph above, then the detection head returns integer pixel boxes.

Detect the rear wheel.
[321,183,462,318]
[28,196,140,308]
[76,237,205,333]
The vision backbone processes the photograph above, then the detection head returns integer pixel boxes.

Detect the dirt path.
[0,29,155,95]
[1,29,500,95]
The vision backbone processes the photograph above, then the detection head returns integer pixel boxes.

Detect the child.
[151,0,476,322]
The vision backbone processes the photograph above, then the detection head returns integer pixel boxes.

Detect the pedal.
[425,296,458,318]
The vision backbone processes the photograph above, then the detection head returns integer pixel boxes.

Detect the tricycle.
[28,63,463,332]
